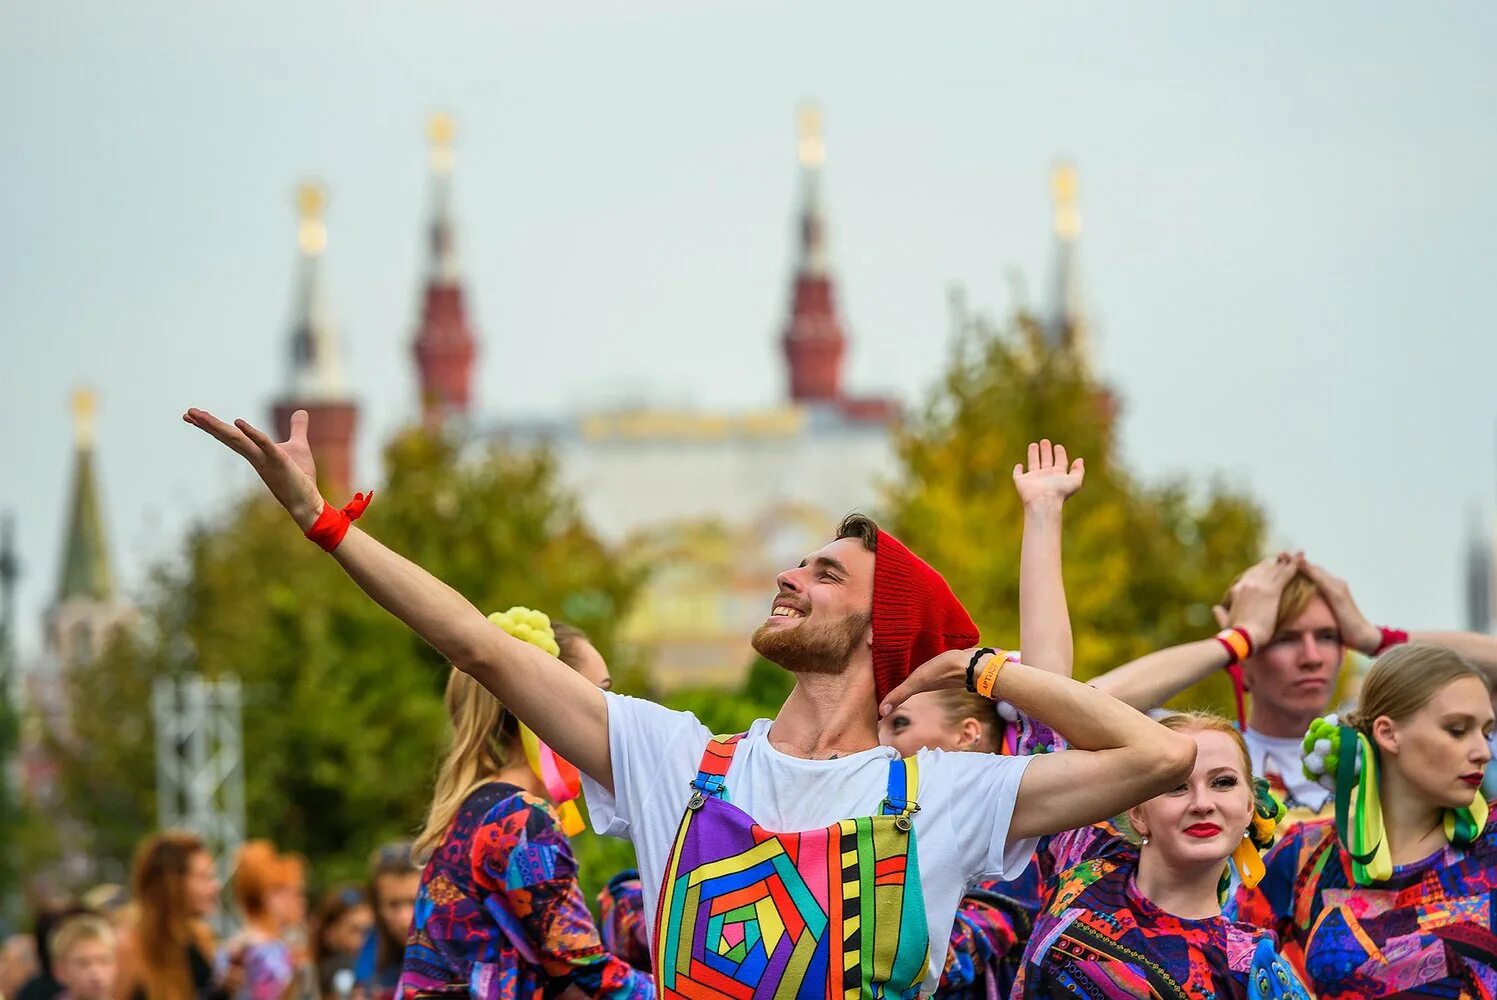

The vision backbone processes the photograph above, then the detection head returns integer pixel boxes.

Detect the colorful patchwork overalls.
[653,734,930,999]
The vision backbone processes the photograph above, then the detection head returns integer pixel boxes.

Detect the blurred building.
[387,109,1092,689]
[1465,503,1494,634]
[242,108,1090,691]
[462,106,899,689]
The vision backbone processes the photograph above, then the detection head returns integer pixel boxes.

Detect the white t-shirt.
[580,692,1036,997]
[1241,727,1330,812]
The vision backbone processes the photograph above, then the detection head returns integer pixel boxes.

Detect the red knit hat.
[871,529,979,704]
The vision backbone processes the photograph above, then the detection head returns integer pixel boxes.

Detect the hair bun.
[1301,714,1359,792]
[487,606,561,657]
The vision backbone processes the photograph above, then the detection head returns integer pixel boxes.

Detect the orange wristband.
[1213,626,1252,664]
[974,650,1017,699]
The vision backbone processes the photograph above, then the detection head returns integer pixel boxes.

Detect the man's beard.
[751,611,871,675]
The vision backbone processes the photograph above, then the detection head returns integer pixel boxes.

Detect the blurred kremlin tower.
[271,182,358,498]
[412,113,478,433]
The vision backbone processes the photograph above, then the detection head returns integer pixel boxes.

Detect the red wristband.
[1374,627,1408,655]
[1223,662,1248,731]
[305,491,374,552]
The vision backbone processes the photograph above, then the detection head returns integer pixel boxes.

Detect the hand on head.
[878,648,970,720]
[1297,558,1381,656]
[1213,552,1300,649]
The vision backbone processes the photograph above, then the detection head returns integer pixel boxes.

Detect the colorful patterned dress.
[398,781,652,1000]
[936,865,1041,999]
[1012,824,1306,999]
[1231,808,1497,999]
[233,939,295,1000]
[598,870,652,973]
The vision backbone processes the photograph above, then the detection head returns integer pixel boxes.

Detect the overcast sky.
[4,2,1496,658]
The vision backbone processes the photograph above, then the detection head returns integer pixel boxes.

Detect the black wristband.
[966,647,996,693]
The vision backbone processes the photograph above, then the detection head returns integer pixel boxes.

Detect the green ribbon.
[1334,724,1487,885]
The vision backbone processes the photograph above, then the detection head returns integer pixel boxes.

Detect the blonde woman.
[1232,645,1496,998]
[397,617,649,1000]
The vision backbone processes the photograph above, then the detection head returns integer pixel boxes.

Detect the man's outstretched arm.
[183,407,613,790]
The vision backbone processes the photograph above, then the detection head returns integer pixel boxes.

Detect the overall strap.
[881,756,922,830]
[689,732,746,799]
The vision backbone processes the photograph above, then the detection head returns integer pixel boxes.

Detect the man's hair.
[836,513,880,552]
[1220,570,1323,637]
[48,913,115,964]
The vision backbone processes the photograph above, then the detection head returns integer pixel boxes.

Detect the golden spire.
[1051,162,1080,241]
[797,102,825,169]
[428,112,456,175]
[295,180,328,255]
[71,387,97,448]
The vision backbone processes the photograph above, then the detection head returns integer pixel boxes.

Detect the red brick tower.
[272,181,358,498]
[412,113,478,432]
[780,104,847,406]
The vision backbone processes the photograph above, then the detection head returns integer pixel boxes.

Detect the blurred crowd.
[0,835,422,1000]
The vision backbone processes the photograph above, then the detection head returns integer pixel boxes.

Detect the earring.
[1140,835,1150,846]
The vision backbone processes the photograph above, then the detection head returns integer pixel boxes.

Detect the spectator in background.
[308,888,370,1000]
[223,843,302,1000]
[0,932,39,1000]
[48,916,116,1000]
[116,832,232,1000]
[351,845,417,1000]
[16,904,90,1000]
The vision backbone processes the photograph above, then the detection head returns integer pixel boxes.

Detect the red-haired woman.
[223,842,303,1000]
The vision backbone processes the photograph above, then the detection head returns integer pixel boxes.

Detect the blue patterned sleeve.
[938,885,1022,993]
[597,869,651,973]
[470,795,653,999]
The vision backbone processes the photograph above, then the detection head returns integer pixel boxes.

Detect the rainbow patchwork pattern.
[653,735,929,999]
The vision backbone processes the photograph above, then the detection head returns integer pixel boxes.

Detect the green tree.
[52,432,645,888]
[884,311,1265,712]
[667,655,794,736]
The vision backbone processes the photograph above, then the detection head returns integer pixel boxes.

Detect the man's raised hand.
[878,648,970,719]
[183,408,325,530]
[1012,439,1085,509]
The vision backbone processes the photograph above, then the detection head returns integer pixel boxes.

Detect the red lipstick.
[1184,823,1222,838]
